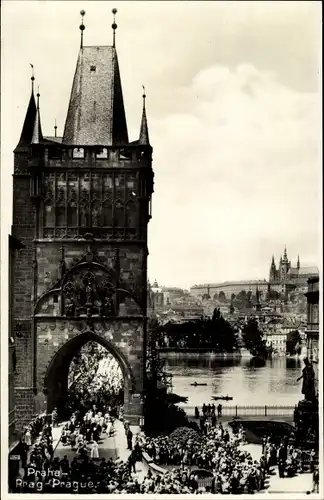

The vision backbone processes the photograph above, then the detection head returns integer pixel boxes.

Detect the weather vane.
[80,10,86,49]
[112,8,117,47]
[30,63,35,90]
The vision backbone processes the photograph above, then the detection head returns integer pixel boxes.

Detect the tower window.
[73,148,84,159]
[90,65,96,72]
[96,148,108,159]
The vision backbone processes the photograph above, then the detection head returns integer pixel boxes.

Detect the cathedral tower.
[269,255,277,282]
[11,11,154,427]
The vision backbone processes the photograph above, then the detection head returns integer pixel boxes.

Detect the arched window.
[56,187,66,227]
[80,204,89,227]
[96,148,108,159]
[103,199,113,226]
[73,148,84,159]
[125,200,137,228]
[67,188,77,226]
[67,201,77,226]
[114,200,124,227]
[56,206,66,226]
[91,201,101,227]
[44,200,55,227]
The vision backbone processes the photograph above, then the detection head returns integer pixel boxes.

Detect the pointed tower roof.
[63,45,128,146]
[31,91,43,144]
[15,78,37,150]
[283,247,288,261]
[139,87,150,146]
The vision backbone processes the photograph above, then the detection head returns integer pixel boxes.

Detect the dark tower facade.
[11,17,154,427]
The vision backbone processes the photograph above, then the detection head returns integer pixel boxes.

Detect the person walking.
[90,440,99,459]
[312,467,319,493]
[217,404,222,417]
[52,408,58,428]
[128,451,136,473]
[127,428,133,450]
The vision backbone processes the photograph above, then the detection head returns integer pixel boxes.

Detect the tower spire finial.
[80,10,86,49]
[30,63,35,92]
[31,86,43,144]
[112,8,117,47]
[139,85,150,145]
[54,118,57,138]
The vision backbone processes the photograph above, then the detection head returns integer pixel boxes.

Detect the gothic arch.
[34,260,141,315]
[43,330,136,414]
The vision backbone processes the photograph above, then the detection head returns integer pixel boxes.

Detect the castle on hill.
[269,248,318,286]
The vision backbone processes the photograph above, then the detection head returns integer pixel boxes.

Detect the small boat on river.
[190,382,207,387]
[212,395,233,401]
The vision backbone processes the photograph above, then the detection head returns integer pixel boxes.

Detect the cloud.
[148,63,320,287]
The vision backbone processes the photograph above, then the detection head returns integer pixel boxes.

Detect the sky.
[1,1,322,289]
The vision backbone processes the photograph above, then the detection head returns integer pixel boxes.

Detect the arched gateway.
[43,331,135,418]
[11,20,154,429]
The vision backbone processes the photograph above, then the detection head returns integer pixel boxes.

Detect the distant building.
[305,277,319,393]
[148,280,164,311]
[162,286,185,304]
[269,248,318,294]
[190,249,318,301]
[263,318,304,354]
[190,280,268,299]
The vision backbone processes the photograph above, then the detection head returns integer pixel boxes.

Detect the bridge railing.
[184,405,295,417]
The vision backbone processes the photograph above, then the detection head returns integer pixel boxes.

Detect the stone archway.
[43,330,136,419]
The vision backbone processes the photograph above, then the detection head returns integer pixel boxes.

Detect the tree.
[211,308,238,352]
[231,293,236,300]
[218,291,226,302]
[286,330,301,355]
[242,318,267,357]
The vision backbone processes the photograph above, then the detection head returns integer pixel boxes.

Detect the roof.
[298,266,319,276]
[31,99,43,144]
[15,91,37,150]
[9,234,25,250]
[191,280,267,289]
[63,46,128,146]
[44,136,63,144]
[139,97,150,145]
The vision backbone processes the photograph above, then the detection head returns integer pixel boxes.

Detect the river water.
[164,356,303,408]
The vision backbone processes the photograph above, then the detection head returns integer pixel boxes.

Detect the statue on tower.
[297,357,316,402]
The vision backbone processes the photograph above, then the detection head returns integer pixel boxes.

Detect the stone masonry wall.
[12,166,37,427]
[36,241,145,298]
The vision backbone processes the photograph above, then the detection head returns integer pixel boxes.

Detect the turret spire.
[112,8,117,48]
[139,86,150,145]
[80,10,85,49]
[297,255,300,270]
[54,118,57,138]
[15,66,37,150]
[31,87,43,144]
[283,246,288,261]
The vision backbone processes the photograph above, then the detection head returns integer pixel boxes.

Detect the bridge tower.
[11,11,154,427]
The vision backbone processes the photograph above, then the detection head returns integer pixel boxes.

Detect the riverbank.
[158,348,252,358]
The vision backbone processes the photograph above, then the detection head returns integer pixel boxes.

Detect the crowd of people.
[12,400,319,495]
[260,433,318,480]
[143,422,266,493]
